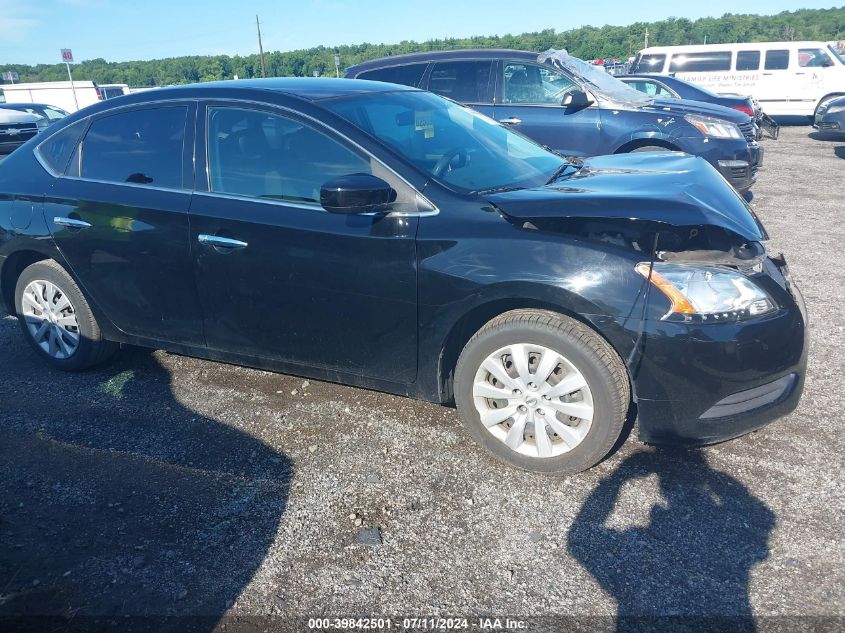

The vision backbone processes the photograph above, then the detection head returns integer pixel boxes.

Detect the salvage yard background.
[1,127,843,624]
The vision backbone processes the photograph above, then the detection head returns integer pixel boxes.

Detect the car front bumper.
[630,256,808,446]
[814,110,845,134]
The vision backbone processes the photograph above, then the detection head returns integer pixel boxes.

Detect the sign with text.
[1,71,19,81]
[61,49,74,63]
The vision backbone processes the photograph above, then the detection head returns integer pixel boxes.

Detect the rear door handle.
[498,117,522,125]
[53,217,91,229]
[198,234,248,249]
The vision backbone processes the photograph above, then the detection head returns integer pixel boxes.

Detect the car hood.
[638,97,750,124]
[484,152,767,242]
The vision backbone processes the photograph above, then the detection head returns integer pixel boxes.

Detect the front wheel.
[454,310,630,474]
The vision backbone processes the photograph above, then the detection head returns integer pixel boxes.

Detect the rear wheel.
[14,260,117,371]
[454,310,630,474]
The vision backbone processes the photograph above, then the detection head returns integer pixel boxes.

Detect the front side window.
[502,62,576,105]
[357,63,428,87]
[765,50,790,70]
[669,52,732,73]
[798,48,832,67]
[736,51,761,71]
[77,106,186,187]
[427,61,492,103]
[324,90,565,193]
[206,107,372,205]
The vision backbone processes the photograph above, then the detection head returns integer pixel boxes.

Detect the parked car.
[814,94,845,136]
[0,102,69,125]
[346,49,762,192]
[630,41,845,118]
[0,108,46,156]
[0,79,807,473]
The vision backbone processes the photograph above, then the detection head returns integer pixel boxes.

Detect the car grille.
[0,123,39,142]
[738,120,756,142]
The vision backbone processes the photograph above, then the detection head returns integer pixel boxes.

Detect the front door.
[492,60,603,156]
[44,103,202,345]
[188,103,419,383]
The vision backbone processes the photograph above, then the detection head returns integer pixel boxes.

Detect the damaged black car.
[0,79,807,474]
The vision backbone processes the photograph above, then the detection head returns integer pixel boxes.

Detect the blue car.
[346,49,762,192]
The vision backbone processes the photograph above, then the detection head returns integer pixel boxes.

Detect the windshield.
[537,49,652,105]
[324,90,565,193]
[828,44,845,65]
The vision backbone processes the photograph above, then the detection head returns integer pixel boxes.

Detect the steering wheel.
[432,147,468,178]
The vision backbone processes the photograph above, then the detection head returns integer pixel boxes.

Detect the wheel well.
[614,138,678,153]
[437,299,615,403]
[1,251,49,313]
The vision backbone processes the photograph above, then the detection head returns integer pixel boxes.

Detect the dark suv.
[346,49,762,192]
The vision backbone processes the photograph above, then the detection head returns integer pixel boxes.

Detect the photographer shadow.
[0,342,292,631]
[568,448,775,632]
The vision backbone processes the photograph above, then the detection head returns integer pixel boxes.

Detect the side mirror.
[320,173,397,214]
[562,90,593,110]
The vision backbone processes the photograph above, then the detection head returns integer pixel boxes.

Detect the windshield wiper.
[474,185,526,195]
[545,158,583,184]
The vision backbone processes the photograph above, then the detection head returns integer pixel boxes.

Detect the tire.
[630,145,671,153]
[14,259,117,371]
[454,310,630,475]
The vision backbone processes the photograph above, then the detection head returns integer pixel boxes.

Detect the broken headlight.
[636,263,776,322]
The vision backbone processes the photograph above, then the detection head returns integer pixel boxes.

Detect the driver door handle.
[498,117,522,125]
[53,217,91,229]
[198,234,248,249]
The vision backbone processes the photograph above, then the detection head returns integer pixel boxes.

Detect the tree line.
[3,7,844,87]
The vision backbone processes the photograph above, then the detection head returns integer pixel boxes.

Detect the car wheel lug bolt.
[537,409,545,415]
[513,389,522,396]
[518,405,527,413]
[543,395,551,400]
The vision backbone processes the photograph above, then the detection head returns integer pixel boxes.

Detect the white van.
[631,41,845,117]
[0,80,105,113]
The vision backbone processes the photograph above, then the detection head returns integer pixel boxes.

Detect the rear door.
[43,102,203,345]
[187,102,419,383]
[492,60,602,156]
[421,60,495,118]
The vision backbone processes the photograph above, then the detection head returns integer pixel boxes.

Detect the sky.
[0,0,840,65]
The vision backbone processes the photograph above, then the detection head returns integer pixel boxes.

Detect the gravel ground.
[1,127,843,631]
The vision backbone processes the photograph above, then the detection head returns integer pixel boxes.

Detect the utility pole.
[256,15,267,78]
[644,28,649,49]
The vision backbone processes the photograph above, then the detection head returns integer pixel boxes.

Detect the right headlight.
[636,263,776,322]
[684,113,744,140]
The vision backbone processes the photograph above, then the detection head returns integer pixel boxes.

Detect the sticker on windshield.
[415,111,434,138]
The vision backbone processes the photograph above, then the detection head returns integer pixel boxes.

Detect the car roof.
[347,49,538,73]
[164,77,419,101]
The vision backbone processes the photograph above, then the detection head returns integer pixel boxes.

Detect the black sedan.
[0,79,807,473]
[814,94,845,136]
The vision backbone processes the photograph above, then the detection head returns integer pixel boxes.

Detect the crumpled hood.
[640,97,750,124]
[484,152,767,242]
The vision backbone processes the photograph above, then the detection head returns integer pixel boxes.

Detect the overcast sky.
[1,0,840,65]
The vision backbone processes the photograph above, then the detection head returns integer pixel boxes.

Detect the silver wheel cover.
[472,343,594,458]
[20,279,81,359]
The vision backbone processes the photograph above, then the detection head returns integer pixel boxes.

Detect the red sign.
[61,49,74,63]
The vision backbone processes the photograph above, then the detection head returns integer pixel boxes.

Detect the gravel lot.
[1,127,843,630]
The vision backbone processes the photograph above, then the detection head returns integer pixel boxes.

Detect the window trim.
[198,99,439,217]
[34,98,197,195]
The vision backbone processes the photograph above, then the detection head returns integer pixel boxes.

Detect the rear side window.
[357,63,428,87]
[427,61,492,103]
[765,50,790,70]
[37,119,87,175]
[76,106,187,188]
[633,54,666,72]
[669,52,732,72]
[736,51,761,71]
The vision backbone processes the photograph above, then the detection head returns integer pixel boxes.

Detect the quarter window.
[502,62,576,105]
[736,51,761,71]
[206,107,372,205]
[37,119,87,175]
[357,63,428,87]
[76,106,187,188]
[427,61,492,103]
[669,52,732,72]
[764,50,790,70]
